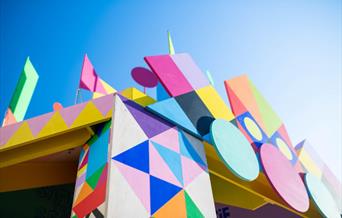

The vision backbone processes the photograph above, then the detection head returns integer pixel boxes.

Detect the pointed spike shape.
[168,31,175,55]
[3,57,39,125]
[205,70,215,86]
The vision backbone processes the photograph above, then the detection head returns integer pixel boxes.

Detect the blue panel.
[113,140,150,174]
[150,175,182,214]
[179,131,206,166]
[152,141,183,186]
[147,98,200,137]
[87,127,109,179]
[156,82,170,101]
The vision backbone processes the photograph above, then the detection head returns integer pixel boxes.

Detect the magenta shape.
[131,67,158,88]
[144,55,193,97]
[121,96,173,138]
[260,143,309,212]
[0,122,23,146]
[92,94,114,116]
[27,112,54,136]
[59,102,87,127]
[79,54,106,93]
[171,53,209,90]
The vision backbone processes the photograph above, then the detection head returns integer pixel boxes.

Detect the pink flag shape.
[79,54,107,94]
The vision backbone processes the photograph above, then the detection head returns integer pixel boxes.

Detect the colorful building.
[0,50,341,217]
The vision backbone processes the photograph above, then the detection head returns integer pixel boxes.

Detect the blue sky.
[1,0,341,180]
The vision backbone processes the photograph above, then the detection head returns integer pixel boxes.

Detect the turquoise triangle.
[179,131,206,166]
[152,141,183,186]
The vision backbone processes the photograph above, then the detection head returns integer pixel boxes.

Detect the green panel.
[248,80,282,136]
[8,57,39,121]
[184,191,204,218]
[168,31,175,55]
[0,183,74,218]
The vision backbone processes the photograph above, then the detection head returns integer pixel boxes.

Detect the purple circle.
[131,67,158,88]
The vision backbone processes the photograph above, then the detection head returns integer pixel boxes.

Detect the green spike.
[205,70,215,86]
[7,57,39,121]
[167,31,175,55]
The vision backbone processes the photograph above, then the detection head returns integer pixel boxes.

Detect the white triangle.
[111,95,148,157]
[106,160,149,218]
[185,171,216,218]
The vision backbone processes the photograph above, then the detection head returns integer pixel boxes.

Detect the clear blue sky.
[1,0,341,180]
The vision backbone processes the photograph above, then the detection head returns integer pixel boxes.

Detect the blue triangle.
[147,98,200,137]
[150,175,182,214]
[179,131,206,166]
[152,141,183,186]
[112,140,149,173]
[156,82,170,101]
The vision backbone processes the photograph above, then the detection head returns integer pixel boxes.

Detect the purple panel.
[144,55,193,97]
[0,122,23,146]
[131,67,158,88]
[27,112,54,136]
[120,95,173,138]
[59,102,87,127]
[93,94,114,116]
[171,53,209,89]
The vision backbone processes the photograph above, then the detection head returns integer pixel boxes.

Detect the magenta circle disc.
[131,67,158,88]
[260,143,309,212]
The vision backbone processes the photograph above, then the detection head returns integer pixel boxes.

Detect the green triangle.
[86,163,105,189]
[168,31,175,55]
[184,191,204,218]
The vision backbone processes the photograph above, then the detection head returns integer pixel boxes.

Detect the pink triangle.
[94,79,107,94]
[27,112,54,136]
[225,84,248,116]
[114,161,150,213]
[0,122,23,146]
[149,142,182,187]
[181,156,206,187]
[59,102,87,127]
[150,127,180,153]
[93,94,114,116]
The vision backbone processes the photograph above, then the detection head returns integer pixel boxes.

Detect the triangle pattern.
[152,141,183,186]
[150,127,180,153]
[0,122,23,146]
[79,149,89,169]
[27,112,54,136]
[179,131,206,166]
[181,156,206,187]
[111,95,148,156]
[184,191,204,218]
[149,142,181,187]
[147,98,200,137]
[113,140,149,174]
[152,190,186,218]
[5,122,34,147]
[59,102,87,127]
[71,101,104,128]
[122,97,173,138]
[181,131,207,165]
[37,112,68,137]
[114,161,150,213]
[150,175,182,215]
[92,94,114,116]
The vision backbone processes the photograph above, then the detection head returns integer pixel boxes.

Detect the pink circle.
[131,67,158,88]
[260,143,309,212]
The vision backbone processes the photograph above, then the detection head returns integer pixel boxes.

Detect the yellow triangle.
[71,101,104,128]
[120,87,134,99]
[131,88,147,99]
[75,182,93,205]
[100,79,116,94]
[37,112,68,138]
[92,92,105,99]
[5,122,35,148]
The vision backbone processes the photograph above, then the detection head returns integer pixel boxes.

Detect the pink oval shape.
[131,67,158,88]
[260,143,309,212]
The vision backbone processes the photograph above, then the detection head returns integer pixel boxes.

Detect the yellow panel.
[4,122,34,149]
[0,128,91,168]
[71,101,104,128]
[121,87,156,107]
[93,92,105,99]
[196,85,234,121]
[298,149,322,178]
[37,112,68,138]
[100,78,116,94]
[0,162,78,192]
[210,173,267,210]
